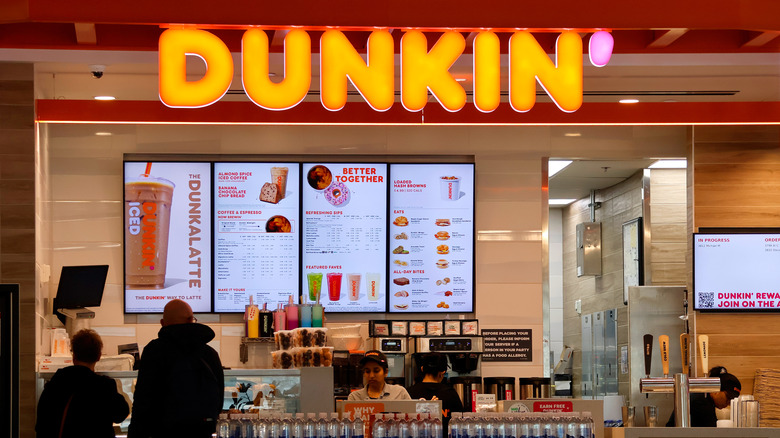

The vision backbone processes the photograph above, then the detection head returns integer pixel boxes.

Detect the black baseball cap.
[720,373,742,400]
[359,350,388,368]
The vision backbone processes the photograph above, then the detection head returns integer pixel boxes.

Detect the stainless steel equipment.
[519,377,551,399]
[451,376,482,412]
[484,377,515,401]
[372,337,409,382]
[414,336,483,375]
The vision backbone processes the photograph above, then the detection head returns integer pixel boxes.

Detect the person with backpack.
[128,299,224,438]
[36,329,130,438]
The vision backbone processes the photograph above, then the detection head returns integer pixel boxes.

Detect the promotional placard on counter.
[301,163,388,312]
[124,161,212,313]
[388,164,475,313]
[213,162,300,312]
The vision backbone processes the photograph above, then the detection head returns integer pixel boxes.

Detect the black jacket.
[128,323,224,438]
[36,364,130,438]
[407,381,465,436]
[666,393,717,427]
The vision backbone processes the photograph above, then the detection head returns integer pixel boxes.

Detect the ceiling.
[548,159,660,202]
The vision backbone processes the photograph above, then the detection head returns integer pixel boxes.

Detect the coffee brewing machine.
[372,337,410,386]
[412,336,484,382]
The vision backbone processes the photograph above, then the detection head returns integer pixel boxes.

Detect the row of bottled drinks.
[217,411,595,438]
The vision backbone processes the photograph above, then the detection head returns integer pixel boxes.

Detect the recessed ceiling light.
[549,199,577,206]
[619,98,639,104]
[649,159,687,169]
[549,160,573,178]
[455,78,467,82]
[95,132,113,136]
[94,96,116,101]
[564,133,581,137]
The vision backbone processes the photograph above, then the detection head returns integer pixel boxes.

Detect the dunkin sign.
[158,28,614,113]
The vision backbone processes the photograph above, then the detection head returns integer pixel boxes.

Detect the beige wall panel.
[650,168,687,186]
[649,263,687,284]
[651,223,687,242]
[650,242,687,263]
[707,334,780,357]
[650,204,687,223]
[697,313,780,334]
[649,184,687,205]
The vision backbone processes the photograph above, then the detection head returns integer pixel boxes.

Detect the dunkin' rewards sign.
[124,162,212,313]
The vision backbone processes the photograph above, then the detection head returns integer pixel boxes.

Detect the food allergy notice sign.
[482,329,532,362]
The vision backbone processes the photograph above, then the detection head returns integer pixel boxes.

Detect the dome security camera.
[89,64,106,79]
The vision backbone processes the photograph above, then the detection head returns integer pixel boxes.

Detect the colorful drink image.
[347,273,361,301]
[307,272,323,302]
[366,273,381,301]
[299,304,313,327]
[327,273,342,301]
[125,175,175,289]
[270,166,289,198]
[440,175,461,201]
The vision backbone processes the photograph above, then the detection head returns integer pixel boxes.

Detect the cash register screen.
[54,265,109,309]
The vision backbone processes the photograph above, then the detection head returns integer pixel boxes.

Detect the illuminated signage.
[159,28,613,113]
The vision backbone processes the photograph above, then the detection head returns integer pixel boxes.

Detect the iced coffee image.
[125,175,175,289]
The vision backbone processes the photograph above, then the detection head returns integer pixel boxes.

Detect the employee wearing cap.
[348,350,412,401]
[666,366,742,427]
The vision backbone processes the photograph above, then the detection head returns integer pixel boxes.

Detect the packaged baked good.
[393,277,410,286]
[293,327,328,347]
[391,321,408,336]
[272,350,295,369]
[409,321,426,336]
[444,321,461,335]
[427,321,444,336]
[462,320,479,335]
[274,330,295,350]
[321,347,334,367]
[372,322,390,336]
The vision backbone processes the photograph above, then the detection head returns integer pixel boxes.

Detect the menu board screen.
[301,163,388,312]
[388,164,475,313]
[213,163,300,312]
[694,232,780,311]
[124,161,212,313]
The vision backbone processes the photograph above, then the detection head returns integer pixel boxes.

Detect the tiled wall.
[562,171,644,397]
[0,62,36,438]
[548,209,564,363]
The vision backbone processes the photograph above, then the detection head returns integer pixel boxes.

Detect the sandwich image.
[393,216,409,226]
[435,219,450,227]
[436,244,449,254]
[394,290,409,297]
[393,277,410,286]
[436,259,449,269]
[435,231,450,240]
[394,304,409,310]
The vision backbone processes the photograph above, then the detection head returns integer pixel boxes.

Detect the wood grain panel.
[649,263,687,284]
[694,184,780,207]
[651,223,687,242]
[694,142,780,164]
[650,184,686,204]
[650,168,687,186]
[697,313,780,334]
[650,204,687,223]
[707,334,780,356]
[693,207,780,228]
[651,242,687,263]
[694,163,780,185]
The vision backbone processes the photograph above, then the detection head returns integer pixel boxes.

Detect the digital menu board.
[124,161,212,313]
[388,164,475,312]
[213,163,300,312]
[694,232,780,311]
[301,163,388,312]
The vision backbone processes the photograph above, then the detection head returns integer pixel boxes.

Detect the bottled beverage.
[409,413,421,438]
[305,413,317,438]
[317,413,330,438]
[386,414,400,438]
[244,413,258,438]
[270,414,283,438]
[339,412,352,438]
[256,414,271,438]
[218,413,231,438]
[420,413,433,438]
[352,412,365,438]
[398,413,410,438]
[328,413,341,438]
[448,413,461,438]
[292,413,306,438]
[515,415,529,438]
[430,413,443,438]
[281,413,294,438]
[372,414,388,438]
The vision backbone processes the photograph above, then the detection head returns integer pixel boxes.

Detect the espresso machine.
[371,337,410,386]
[412,336,484,382]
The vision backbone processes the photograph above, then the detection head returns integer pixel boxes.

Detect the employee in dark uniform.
[666,366,742,427]
[407,352,464,435]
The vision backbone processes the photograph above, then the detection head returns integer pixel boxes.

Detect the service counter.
[37,367,334,433]
[606,427,780,438]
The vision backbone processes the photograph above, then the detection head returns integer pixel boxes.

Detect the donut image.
[324,181,350,207]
